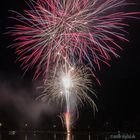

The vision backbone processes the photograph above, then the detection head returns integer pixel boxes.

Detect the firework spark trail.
[65,112,70,133]
[37,65,97,132]
[37,66,96,108]
[9,0,139,79]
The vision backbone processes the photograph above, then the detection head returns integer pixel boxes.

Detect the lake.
[0,131,139,140]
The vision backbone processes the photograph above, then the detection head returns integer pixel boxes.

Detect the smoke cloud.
[0,73,58,126]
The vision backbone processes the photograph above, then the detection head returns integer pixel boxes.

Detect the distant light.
[25,123,28,127]
[0,123,2,127]
[53,125,56,128]
[9,131,16,135]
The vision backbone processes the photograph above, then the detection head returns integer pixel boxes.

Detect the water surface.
[0,131,139,140]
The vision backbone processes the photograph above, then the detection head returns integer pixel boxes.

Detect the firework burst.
[37,66,96,108]
[9,0,139,79]
[36,65,97,131]
[8,0,139,132]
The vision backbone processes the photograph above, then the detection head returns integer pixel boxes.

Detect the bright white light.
[62,74,72,89]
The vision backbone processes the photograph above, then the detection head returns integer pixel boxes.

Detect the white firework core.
[62,74,72,90]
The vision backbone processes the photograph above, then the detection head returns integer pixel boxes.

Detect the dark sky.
[0,0,140,131]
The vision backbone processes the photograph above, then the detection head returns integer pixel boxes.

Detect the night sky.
[0,0,140,131]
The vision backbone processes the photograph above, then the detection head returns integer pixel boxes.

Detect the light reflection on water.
[0,131,139,140]
[0,132,102,140]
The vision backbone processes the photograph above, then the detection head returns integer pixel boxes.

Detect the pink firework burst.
[9,0,139,79]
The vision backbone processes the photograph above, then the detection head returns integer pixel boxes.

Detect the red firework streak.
[65,112,71,133]
[9,0,139,80]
